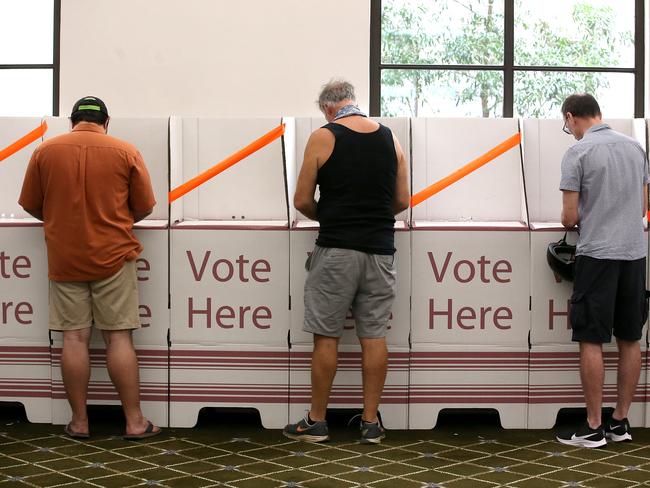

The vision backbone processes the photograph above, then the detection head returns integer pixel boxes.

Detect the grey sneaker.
[359,418,386,445]
[283,415,329,443]
[605,417,632,442]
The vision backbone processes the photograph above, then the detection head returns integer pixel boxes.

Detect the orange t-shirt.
[18,122,156,281]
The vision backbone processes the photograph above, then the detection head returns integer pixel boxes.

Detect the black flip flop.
[123,421,161,440]
[64,423,90,439]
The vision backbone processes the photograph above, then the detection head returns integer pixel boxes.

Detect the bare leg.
[102,330,160,435]
[359,337,388,423]
[580,342,604,428]
[61,328,92,434]
[309,334,339,421]
[613,338,641,421]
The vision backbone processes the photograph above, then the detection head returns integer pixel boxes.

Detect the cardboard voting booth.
[0,117,51,422]
[42,117,170,427]
[410,118,530,429]
[287,117,411,428]
[524,119,648,428]
[169,117,291,428]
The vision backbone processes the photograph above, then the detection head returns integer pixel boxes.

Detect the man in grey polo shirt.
[556,94,649,448]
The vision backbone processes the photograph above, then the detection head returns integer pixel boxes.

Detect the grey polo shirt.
[559,123,648,260]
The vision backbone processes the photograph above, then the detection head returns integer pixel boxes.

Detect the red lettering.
[493,307,512,329]
[1,301,33,325]
[0,253,32,279]
[188,297,211,328]
[253,306,272,329]
[186,251,210,281]
[427,252,452,282]
[453,260,475,283]
[216,306,235,328]
[549,299,570,330]
[212,259,234,282]
[457,306,476,329]
[252,260,271,282]
[493,260,512,283]
[477,255,491,283]
[136,258,151,281]
[138,305,151,327]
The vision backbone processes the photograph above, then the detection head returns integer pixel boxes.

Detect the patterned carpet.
[0,406,649,487]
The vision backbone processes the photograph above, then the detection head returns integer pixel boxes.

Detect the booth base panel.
[529,345,647,429]
[0,342,51,423]
[409,345,529,429]
[51,345,169,427]
[288,345,409,429]
[169,346,289,429]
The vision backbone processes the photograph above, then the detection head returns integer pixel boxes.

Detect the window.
[0,0,60,116]
[371,0,644,118]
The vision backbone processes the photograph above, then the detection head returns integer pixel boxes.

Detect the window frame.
[0,0,61,116]
[370,0,645,118]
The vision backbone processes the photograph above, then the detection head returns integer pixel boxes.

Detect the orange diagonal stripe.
[0,121,48,163]
[169,123,286,203]
[410,132,522,208]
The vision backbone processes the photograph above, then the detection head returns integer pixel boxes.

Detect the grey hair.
[318,79,356,111]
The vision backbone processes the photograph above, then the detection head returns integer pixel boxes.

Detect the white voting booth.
[288,117,411,429]
[41,117,171,427]
[410,118,530,429]
[0,117,52,422]
[169,117,291,428]
[524,118,648,429]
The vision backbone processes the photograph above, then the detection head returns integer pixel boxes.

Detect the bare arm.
[392,135,410,215]
[294,129,332,221]
[561,190,579,228]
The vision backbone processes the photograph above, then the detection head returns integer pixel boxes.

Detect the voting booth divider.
[169,117,292,428]
[0,118,56,422]
[409,118,531,429]
[1,114,650,430]
[524,118,649,429]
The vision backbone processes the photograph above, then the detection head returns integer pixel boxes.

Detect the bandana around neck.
[332,104,368,121]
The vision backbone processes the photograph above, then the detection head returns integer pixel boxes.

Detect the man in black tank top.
[283,80,409,444]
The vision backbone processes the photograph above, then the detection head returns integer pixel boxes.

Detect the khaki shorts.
[49,260,141,331]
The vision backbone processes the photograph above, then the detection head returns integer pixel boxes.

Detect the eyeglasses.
[562,120,572,135]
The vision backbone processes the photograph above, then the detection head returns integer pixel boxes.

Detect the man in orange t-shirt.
[19,96,161,440]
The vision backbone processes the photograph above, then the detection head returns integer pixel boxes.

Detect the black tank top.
[315,122,397,255]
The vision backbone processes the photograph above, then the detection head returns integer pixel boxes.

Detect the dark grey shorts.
[303,246,397,339]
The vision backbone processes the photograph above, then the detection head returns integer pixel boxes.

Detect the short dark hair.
[561,94,601,118]
[70,110,109,127]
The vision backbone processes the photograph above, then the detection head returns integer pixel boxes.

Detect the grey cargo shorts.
[303,246,397,339]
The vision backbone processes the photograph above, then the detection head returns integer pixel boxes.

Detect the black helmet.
[547,232,576,282]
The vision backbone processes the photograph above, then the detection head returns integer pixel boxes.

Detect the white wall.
[60,0,370,117]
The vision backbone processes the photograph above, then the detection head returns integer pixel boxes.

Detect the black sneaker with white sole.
[605,417,632,442]
[556,421,607,448]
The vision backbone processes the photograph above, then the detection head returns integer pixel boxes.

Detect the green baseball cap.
[71,96,108,116]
